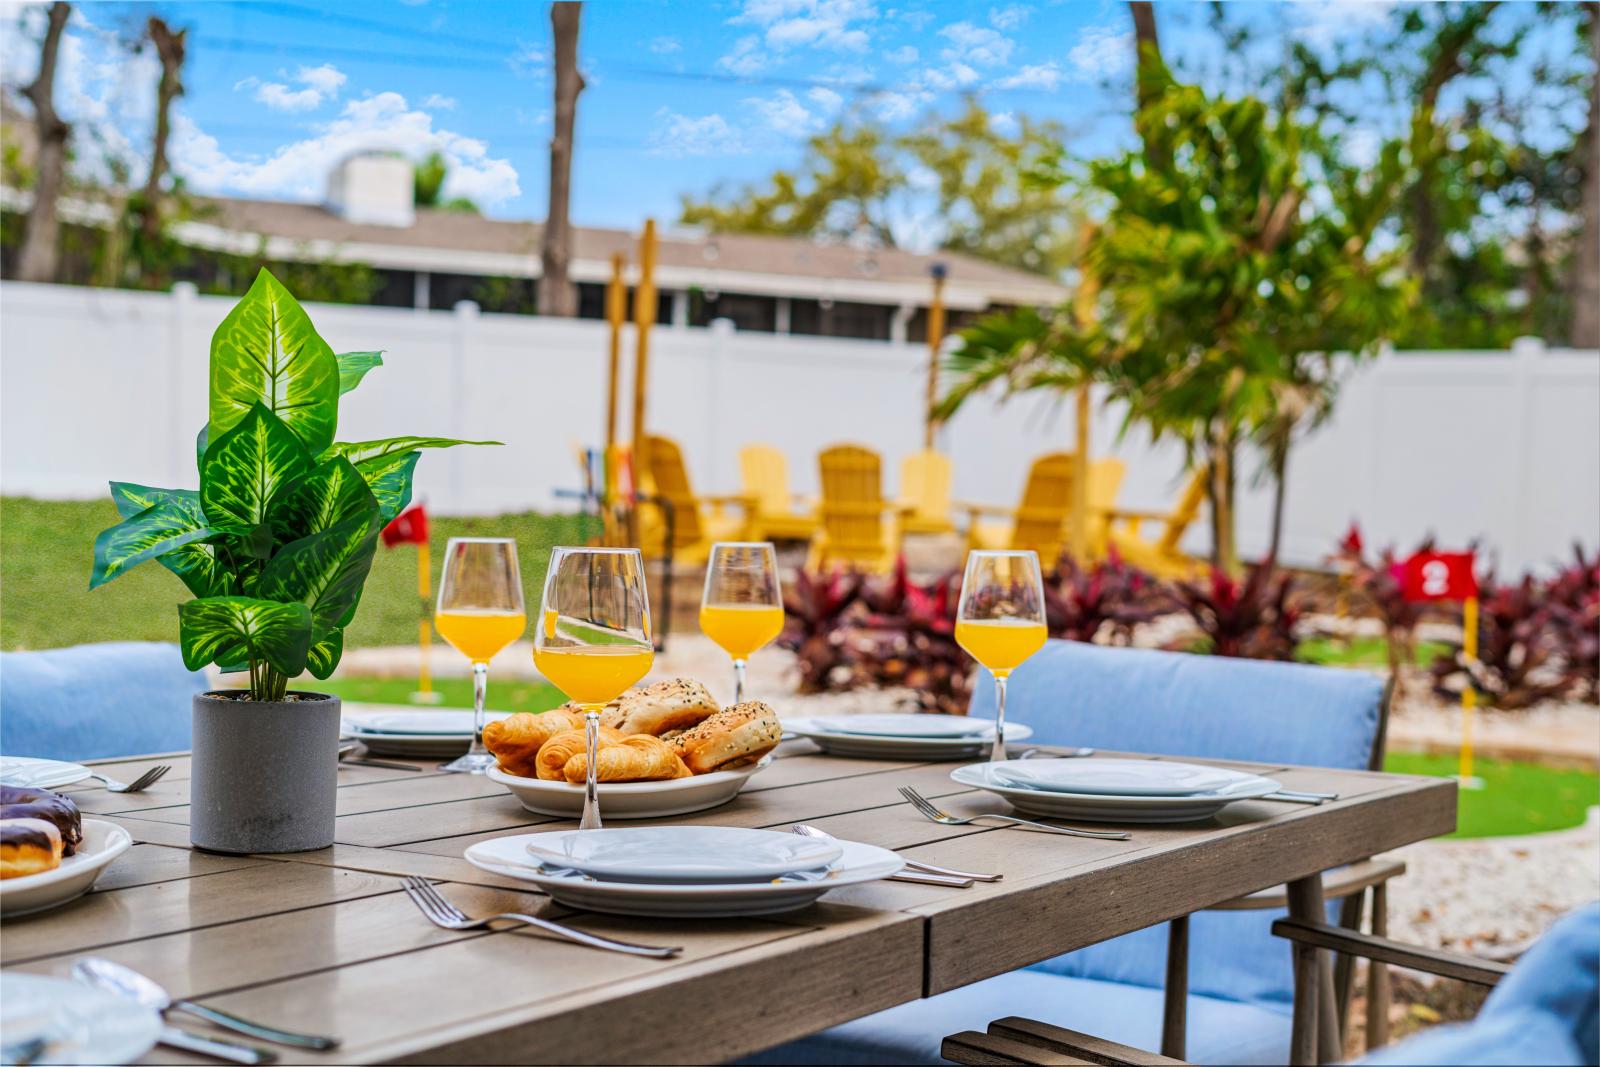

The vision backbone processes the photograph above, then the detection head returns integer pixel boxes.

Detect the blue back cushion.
[968,640,1387,1011]
[1,642,206,760]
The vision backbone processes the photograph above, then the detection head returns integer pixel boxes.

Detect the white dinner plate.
[951,762,1282,823]
[991,758,1254,797]
[0,821,134,919]
[0,973,161,1065]
[785,717,1032,760]
[343,709,513,736]
[523,826,841,883]
[486,755,772,819]
[466,835,903,917]
[812,714,990,739]
[0,756,92,790]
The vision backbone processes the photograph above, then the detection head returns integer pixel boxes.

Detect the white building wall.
[2,282,1595,574]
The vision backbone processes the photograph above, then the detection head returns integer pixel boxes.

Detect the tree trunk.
[17,2,71,284]
[140,17,186,268]
[1263,430,1289,581]
[1127,2,1169,168]
[540,2,584,317]
[1205,432,1238,575]
[1571,3,1600,348]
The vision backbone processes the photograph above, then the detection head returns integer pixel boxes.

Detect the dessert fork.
[88,765,170,793]
[399,877,681,958]
[898,786,1131,841]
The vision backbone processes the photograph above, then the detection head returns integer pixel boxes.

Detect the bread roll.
[563,733,693,783]
[671,701,783,774]
[535,726,625,781]
[1,818,63,879]
[600,679,719,737]
[484,709,584,778]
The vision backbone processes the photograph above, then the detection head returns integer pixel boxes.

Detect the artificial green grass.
[319,675,567,713]
[1383,752,1599,838]
[0,496,591,653]
[1299,635,1451,667]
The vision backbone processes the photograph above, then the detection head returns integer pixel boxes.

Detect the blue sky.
[0,1,1584,236]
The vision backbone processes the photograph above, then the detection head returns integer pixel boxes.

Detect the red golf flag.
[381,504,428,548]
[1399,550,1478,602]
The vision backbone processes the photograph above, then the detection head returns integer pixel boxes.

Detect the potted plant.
[89,269,493,853]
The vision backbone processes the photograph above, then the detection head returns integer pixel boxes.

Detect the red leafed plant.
[1043,548,1164,644]
[1328,522,1437,679]
[1428,574,1570,710]
[1168,563,1302,661]
[1544,545,1600,703]
[855,559,973,714]
[778,567,866,692]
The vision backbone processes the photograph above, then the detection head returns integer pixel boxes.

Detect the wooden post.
[412,539,438,703]
[1068,252,1099,563]
[631,220,658,462]
[923,263,947,450]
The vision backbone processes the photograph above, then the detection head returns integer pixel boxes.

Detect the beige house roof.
[185,196,1065,310]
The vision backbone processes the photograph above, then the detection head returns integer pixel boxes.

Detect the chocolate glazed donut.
[0,785,83,856]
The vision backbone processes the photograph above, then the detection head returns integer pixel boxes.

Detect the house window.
[790,298,893,340]
[688,290,777,332]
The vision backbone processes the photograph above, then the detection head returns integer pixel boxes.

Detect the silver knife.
[890,869,975,888]
[159,1026,278,1065]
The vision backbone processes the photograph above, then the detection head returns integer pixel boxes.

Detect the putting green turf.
[1383,752,1599,838]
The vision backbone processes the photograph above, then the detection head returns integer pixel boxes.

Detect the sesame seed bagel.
[600,678,719,737]
[670,700,782,775]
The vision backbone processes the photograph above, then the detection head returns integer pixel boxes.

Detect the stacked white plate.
[341,709,513,757]
[1,756,93,789]
[953,757,1283,823]
[465,826,903,917]
[784,714,1032,760]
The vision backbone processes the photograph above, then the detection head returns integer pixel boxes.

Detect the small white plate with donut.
[1,820,133,919]
[487,755,772,818]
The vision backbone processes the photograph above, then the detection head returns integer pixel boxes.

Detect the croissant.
[563,733,693,783]
[535,726,625,781]
[484,709,584,778]
[600,679,719,737]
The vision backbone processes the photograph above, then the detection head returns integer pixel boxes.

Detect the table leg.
[1366,882,1392,1051]
[1161,915,1189,1061]
[1286,876,1326,1065]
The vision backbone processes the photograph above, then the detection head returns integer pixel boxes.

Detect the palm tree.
[540,1,584,317]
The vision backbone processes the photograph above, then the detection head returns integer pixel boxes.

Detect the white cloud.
[884,44,918,63]
[646,109,746,156]
[988,4,1031,30]
[938,21,1014,67]
[1288,1,1395,47]
[871,88,931,121]
[730,0,879,54]
[173,91,521,206]
[717,35,768,76]
[1066,25,1132,80]
[991,110,1019,134]
[255,83,323,112]
[248,64,348,112]
[997,61,1061,90]
[807,86,844,111]
[422,93,457,110]
[296,64,347,96]
[510,44,547,77]
[650,35,682,54]
[745,88,823,138]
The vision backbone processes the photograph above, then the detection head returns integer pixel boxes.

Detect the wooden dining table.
[3,741,1455,1065]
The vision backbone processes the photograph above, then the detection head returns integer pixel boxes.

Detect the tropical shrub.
[1428,575,1570,710]
[1043,549,1163,644]
[855,561,970,715]
[89,268,493,700]
[1328,523,1440,681]
[778,567,866,692]
[1544,545,1600,703]
[1169,565,1302,661]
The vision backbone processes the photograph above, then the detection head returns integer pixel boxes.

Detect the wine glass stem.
[579,709,603,831]
[732,658,747,705]
[989,674,1008,762]
[468,662,489,756]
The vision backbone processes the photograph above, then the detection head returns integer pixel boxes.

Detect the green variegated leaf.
[322,436,499,466]
[265,456,379,544]
[336,351,383,394]
[209,268,340,454]
[201,403,313,532]
[305,628,344,679]
[90,502,216,590]
[195,425,208,469]
[108,483,227,596]
[178,596,312,676]
[258,512,379,639]
[354,450,420,522]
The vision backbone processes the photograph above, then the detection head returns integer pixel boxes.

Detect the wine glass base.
[439,751,497,775]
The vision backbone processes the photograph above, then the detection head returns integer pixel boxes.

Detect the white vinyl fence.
[2,281,1596,574]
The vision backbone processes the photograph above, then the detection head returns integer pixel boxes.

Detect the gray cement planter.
[191,690,339,854]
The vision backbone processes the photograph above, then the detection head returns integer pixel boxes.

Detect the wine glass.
[955,550,1047,762]
[435,538,527,774]
[699,542,784,705]
[532,547,655,829]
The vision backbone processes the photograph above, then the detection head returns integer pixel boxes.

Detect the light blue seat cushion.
[742,970,1291,1067]
[1,642,206,760]
[752,643,1386,1065]
[1360,903,1599,1066]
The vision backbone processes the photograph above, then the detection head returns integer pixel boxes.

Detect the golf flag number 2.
[1400,549,1482,786]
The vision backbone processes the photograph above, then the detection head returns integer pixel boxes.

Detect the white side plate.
[785,718,1031,760]
[0,973,161,1065]
[990,757,1257,797]
[812,714,990,739]
[523,826,841,883]
[951,763,1282,823]
[0,756,92,789]
[1,820,134,918]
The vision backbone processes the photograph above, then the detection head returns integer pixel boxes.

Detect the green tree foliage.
[413,150,480,214]
[679,101,1077,277]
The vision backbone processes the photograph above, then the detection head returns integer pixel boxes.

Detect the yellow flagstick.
[602,252,626,544]
[412,538,442,704]
[1458,594,1482,788]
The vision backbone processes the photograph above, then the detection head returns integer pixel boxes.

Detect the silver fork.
[791,823,1002,882]
[88,765,170,793]
[898,785,1132,841]
[398,876,681,958]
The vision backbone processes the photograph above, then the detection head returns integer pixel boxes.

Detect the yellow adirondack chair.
[896,450,956,536]
[963,454,1126,563]
[636,434,756,565]
[1103,469,1210,578]
[738,444,817,541]
[807,444,901,574]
